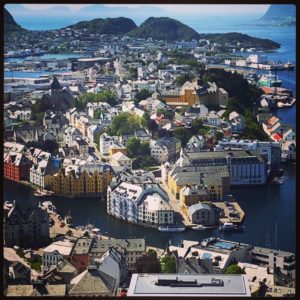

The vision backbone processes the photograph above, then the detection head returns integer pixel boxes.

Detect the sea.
[4,19,296,252]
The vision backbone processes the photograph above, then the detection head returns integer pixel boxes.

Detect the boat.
[271,177,284,185]
[64,213,73,227]
[233,224,246,232]
[34,188,54,197]
[219,222,234,232]
[4,201,14,208]
[191,224,216,231]
[158,225,186,232]
[42,201,56,213]
[257,72,282,88]
[284,62,294,70]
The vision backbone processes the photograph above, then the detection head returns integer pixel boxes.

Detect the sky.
[22,4,270,16]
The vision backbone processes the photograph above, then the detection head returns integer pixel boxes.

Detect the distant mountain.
[5,4,166,26]
[4,7,24,34]
[68,17,137,35]
[259,4,295,26]
[260,4,295,21]
[128,17,200,41]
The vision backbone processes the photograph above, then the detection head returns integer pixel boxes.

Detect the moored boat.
[191,224,216,231]
[64,213,73,227]
[158,225,186,232]
[284,62,294,70]
[257,72,282,88]
[219,222,234,232]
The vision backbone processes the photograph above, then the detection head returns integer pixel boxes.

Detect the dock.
[214,201,245,224]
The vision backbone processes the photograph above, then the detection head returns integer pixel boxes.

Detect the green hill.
[4,7,23,35]
[68,17,137,35]
[128,17,200,41]
[198,32,280,50]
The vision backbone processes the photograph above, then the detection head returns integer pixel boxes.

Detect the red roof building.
[4,152,32,182]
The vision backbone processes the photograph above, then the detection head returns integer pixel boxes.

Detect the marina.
[4,162,295,253]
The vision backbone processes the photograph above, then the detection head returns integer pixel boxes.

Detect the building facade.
[4,204,50,248]
[50,164,113,198]
[107,182,174,227]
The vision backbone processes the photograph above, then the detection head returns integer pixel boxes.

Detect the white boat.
[191,224,216,231]
[64,214,73,227]
[34,188,54,197]
[4,201,14,208]
[219,222,234,232]
[42,201,56,212]
[158,225,186,232]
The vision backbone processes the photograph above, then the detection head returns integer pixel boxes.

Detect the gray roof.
[189,203,211,215]
[68,267,116,296]
[72,237,93,255]
[90,238,146,254]
[176,257,213,274]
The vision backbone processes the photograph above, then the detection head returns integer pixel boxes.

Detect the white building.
[110,152,132,170]
[64,127,83,147]
[107,182,174,227]
[150,137,181,163]
[150,140,169,163]
[206,111,222,126]
[281,141,296,161]
[99,133,118,156]
[94,247,127,289]
[215,139,281,175]
[42,239,75,273]
[229,111,245,133]
[250,246,295,279]
[30,159,58,188]
[87,102,111,119]
[128,274,251,297]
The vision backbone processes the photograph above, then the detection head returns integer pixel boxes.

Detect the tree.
[133,155,159,169]
[225,264,246,274]
[158,128,169,138]
[110,113,142,135]
[191,118,204,135]
[175,72,195,86]
[148,249,158,259]
[215,131,224,141]
[127,138,141,157]
[147,119,159,135]
[135,254,161,273]
[173,127,192,147]
[161,256,176,273]
[157,109,174,121]
[134,89,152,105]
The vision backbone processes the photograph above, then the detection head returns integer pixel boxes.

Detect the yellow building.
[180,185,209,209]
[159,80,227,108]
[108,144,127,157]
[167,165,230,201]
[50,165,113,198]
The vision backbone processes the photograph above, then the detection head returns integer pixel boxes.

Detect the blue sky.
[20,4,270,16]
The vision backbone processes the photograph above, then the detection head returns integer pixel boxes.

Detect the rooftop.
[128,274,251,297]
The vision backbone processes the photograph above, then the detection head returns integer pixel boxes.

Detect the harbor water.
[4,163,295,252]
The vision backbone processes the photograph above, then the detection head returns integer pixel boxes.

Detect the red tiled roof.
[273,133,283,141]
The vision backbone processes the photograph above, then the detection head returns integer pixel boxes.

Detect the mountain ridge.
[4,7,24,34]
[128,17,200,41]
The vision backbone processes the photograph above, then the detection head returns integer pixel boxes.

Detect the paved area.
[49,210,110,240]
[215,201,245,224]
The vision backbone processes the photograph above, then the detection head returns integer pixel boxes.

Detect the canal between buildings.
[4,163,295,253]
